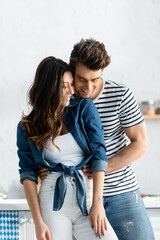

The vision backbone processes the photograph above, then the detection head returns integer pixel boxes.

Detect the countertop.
[143,196,160,208]
[0,197,160,210]
[0,199,30,210]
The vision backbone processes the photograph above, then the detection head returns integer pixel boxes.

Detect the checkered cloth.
[0,211,19,240]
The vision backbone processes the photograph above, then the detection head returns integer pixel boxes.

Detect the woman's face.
[62,71,74,107]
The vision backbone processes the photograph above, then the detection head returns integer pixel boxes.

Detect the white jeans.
[39,172,118,240]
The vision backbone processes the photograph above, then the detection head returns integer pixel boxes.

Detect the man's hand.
[82,164,93,179]
[38,168,51,180]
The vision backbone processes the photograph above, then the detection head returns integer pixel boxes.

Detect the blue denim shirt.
[17,98,107,216]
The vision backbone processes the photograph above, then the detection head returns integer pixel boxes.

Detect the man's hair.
[69,38,111,73]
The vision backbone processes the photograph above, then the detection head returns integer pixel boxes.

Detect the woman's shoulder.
[17,121,27,134]
[17,121,23,130]
[69,98,97,117]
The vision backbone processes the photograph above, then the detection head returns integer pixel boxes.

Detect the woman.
[17,56,117,240]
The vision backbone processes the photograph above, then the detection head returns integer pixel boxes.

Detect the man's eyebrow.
[77,74,101,80]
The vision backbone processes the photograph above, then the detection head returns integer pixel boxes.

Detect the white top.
[43,133,84,166]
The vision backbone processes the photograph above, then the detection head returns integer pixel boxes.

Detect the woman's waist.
[40,170,92,188]
[44,155,84,167]
[42,170,83,181]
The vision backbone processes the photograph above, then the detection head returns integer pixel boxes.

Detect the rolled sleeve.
[20,171,38,184]
[90,159,107,172]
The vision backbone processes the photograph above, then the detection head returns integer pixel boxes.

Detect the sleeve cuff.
[20,171,38,184]
[90,160,108,172]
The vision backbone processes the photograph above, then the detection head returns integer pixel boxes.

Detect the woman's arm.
[81,99,108,171]
[89,171,107,238]
[17,122,51,239]
[80,99,107,237]
[23,179,51,240]
[17,122,39,184]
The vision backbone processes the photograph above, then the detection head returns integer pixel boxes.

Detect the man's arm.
[106,121,148,174]
[83,121,148,176]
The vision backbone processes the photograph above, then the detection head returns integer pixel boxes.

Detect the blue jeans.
[103,189,155,240]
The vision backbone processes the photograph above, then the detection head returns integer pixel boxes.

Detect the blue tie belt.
[52,169,88,216]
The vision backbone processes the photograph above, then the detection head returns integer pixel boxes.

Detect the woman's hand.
[89,201,107,238]
[38,168,51,180]
[35,220,52,240]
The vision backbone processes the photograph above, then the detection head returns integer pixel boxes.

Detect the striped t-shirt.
[93,80,144,197]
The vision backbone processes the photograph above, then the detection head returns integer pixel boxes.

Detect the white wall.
[0,0,160,198]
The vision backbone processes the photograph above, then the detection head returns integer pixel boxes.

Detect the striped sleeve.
[120,88,144,128]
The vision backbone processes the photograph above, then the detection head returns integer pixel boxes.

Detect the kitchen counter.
[0,197,160,210]
[143,196,160,208]
[0,199,29,210]
[1,197,159,240]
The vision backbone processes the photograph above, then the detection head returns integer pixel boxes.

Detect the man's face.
[74,63,103,100]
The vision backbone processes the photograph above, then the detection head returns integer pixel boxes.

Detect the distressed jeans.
[103,189,155,240]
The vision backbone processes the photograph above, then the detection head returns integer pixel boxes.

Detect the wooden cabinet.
[143,114,160,119]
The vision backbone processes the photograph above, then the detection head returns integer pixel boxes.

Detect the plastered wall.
[0,0,160,198]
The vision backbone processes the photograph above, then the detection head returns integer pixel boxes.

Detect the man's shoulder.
[103,79,128,90]
[94,79,131,103]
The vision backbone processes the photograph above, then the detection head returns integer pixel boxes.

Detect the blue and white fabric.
[0,211,19,240]
[94,80,144,196]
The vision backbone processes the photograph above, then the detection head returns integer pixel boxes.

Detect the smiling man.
[74,64,103,100]
[69,38,155,240]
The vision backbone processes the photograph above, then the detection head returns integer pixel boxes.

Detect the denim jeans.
[103,189,155,240]
[39,172,118,240]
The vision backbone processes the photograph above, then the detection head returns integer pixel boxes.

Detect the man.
[40,39,155,240]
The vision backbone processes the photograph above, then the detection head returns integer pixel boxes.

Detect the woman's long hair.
[22,56,71,150]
